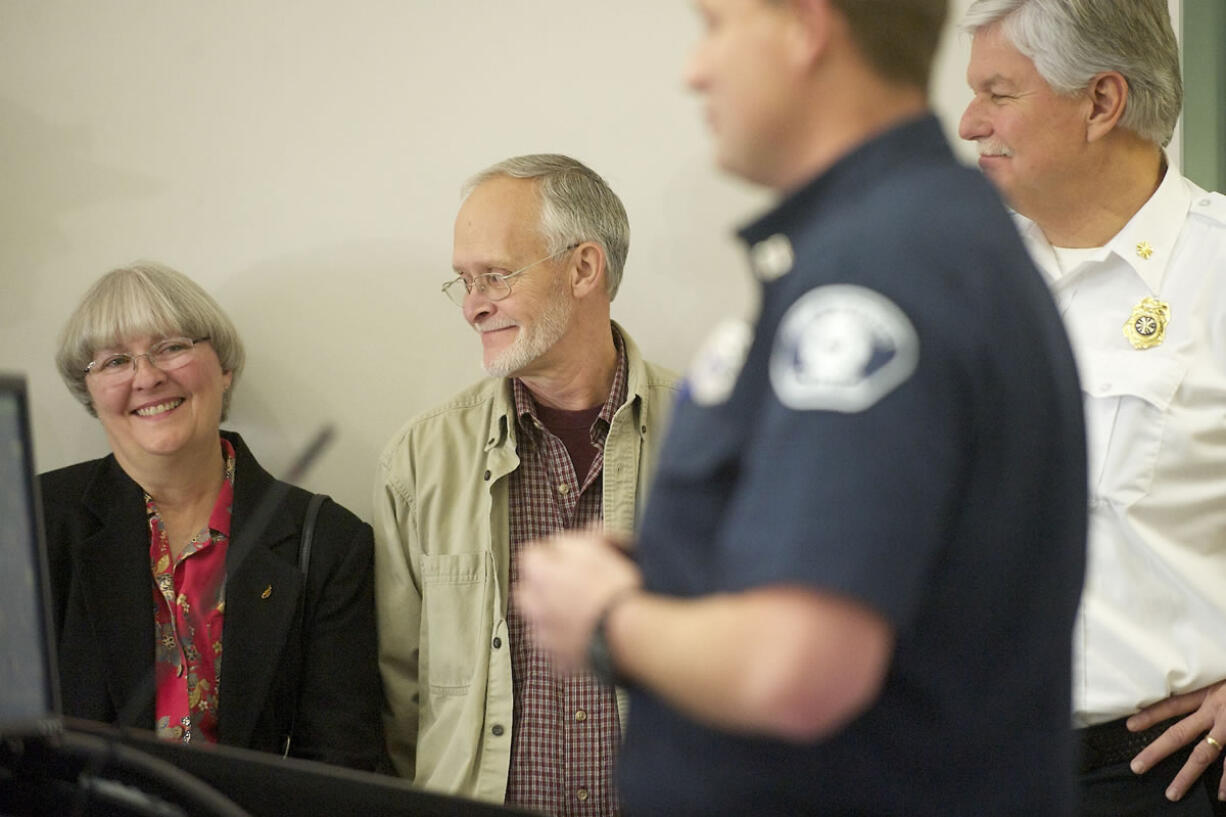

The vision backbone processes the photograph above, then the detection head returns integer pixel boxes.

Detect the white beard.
[480,278,573,378]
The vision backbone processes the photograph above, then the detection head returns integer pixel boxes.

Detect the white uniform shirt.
[1017,167,1226,726]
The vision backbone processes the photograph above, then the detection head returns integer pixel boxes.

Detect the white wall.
[0,0,986,521]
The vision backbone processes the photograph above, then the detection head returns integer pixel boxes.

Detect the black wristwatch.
[587,589,636,687]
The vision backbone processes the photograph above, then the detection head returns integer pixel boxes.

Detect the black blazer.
[40,431,385,771]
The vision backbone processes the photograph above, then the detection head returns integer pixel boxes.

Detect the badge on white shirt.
[770,284,919,412]
[1123,296,1170,350]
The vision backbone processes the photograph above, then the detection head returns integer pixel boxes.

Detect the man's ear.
[1086,71,1128,142]
[786,0,836,70]
[570,243,607,299]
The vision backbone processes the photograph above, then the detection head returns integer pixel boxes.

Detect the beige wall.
[1,0,997,521]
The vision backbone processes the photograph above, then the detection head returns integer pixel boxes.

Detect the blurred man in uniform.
[518,1,1087,815]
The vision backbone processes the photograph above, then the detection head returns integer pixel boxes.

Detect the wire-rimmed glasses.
[84,336,211,382]
[442,243,579,307]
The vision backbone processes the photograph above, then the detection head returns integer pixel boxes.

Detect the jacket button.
[492,637,502,649]
[483,469,491,481]
[491,724,505,737]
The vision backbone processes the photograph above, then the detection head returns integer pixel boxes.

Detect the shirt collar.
[143,435,237,542]
[1106,160,1190,293]
[737,113,949,279]
[511,324,628,438]
[208,436,237,538]
[1018,158,1191,294]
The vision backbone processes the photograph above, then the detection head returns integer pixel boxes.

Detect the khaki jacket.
[373,324,678,802]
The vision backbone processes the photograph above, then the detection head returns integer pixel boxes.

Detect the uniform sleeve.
[291,506,387,770]
[372,450,423,780]
[719,283,970,631]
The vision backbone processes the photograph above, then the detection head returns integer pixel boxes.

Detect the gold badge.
[1123,297,1169,350]
[260,584,273,599]
[1136,241,1154,260]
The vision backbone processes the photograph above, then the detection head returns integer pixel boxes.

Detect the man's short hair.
[825,0,949,90]
[462,154,630,301]
[963,0,1182,147]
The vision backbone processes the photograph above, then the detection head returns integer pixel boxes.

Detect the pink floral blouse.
[149,437,236,744]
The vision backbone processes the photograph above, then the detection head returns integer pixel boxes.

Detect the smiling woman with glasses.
[41,261,386,771]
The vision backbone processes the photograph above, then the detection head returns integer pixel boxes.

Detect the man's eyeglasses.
[442,244,579,307]
[84,337,211,382]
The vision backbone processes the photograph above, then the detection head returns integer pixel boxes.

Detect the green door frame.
[1182,2,1226,191]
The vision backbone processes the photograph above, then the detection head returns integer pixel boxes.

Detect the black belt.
[1078,715,1183,774]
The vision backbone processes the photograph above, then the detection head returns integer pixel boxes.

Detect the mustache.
[473,317,519,334]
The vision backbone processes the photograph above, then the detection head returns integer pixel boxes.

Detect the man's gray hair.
[963,0,1181,147]
[463,154,630,300]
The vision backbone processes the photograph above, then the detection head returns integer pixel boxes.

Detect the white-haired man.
[961,1,1226,813]
[373,154,677,815]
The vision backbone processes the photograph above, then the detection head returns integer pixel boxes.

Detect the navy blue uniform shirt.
[620,115,1087,816]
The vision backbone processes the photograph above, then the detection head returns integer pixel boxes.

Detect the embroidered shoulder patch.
[770,284,919,412]
[687,318,754,406]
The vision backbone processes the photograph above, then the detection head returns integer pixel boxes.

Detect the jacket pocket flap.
[421,552,486,585]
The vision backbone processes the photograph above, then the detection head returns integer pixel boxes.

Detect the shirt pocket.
[419,551,491,693]
[1078,348,1187,508]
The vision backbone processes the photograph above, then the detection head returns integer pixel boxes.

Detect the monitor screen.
[0,376,59,732]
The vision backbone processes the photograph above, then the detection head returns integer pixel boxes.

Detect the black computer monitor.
[0,374,61,736]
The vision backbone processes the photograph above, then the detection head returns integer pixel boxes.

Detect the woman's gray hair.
[55,261,246,419]
[462,154,630,300]
[963,0,1182,147]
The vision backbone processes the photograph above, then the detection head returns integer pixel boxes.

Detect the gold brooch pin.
[1136,241,1154,260]
[260,585,273,599]
[1123,297,1170,349]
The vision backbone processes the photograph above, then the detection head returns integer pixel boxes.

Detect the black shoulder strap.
[284,492,328,758]
[299,492,327,576]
